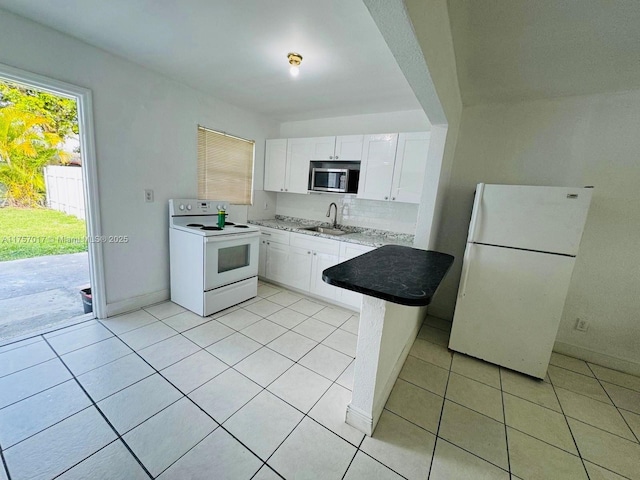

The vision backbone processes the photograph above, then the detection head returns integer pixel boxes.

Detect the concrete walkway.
[0,252,90,341]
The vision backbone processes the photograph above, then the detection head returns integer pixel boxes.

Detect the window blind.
[197,126,255,205]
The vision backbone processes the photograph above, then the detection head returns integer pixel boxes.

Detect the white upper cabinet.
[357,132,430,204]
[357,134,399,201]
[310,137,337,160]
[263,138,310,194]
[310,135,364,160]
[391,132,431,204]
[265,132,429,202]
[286,138,313,194]
[264,139,287,192]
[334,135,364,160]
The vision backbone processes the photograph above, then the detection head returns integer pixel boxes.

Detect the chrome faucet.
[326,202,338,229]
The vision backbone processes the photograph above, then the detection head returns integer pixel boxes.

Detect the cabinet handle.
[384,196,388,200]
[307,251,311,254]
[267,241,270,245]
[335,155,339,159]
[262,233,271,236]
[280,188,283,191]
[313,252,317,256]
[392,197,396,200]
[329,156,334,160]
[285,189,288,192]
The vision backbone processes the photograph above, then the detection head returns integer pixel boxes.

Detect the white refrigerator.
[448,183,593,379]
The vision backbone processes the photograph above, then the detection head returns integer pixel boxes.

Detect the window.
[197,125,255,204]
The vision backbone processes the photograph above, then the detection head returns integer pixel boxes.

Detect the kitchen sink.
[302,226,347,236]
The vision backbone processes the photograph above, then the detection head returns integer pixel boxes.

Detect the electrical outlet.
[144,189,154,203]
[575,318,589,332]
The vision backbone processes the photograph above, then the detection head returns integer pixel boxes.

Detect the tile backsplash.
[273,193,418,235]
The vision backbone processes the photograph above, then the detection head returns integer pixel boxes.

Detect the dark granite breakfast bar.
[322,245,454,306]
[322,245,454,435]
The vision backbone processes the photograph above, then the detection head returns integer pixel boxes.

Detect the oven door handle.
[204,232,260,243]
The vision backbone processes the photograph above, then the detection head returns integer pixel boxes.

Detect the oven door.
[204,232,259,291]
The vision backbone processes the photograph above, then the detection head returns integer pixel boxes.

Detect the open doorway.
[0,63,104,342]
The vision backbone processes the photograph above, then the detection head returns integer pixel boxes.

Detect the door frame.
[0,62,106,319]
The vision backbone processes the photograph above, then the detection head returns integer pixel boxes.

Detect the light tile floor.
[1,281,639,479]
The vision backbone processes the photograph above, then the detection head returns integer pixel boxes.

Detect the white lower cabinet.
[309,251,340,300]
[266,243,312,291]
[337,242,375,309]
[259,227,366,309]
[258,234,268,277]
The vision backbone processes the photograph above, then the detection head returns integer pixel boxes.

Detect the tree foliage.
[0,81,76,207]
[0,82,78,138]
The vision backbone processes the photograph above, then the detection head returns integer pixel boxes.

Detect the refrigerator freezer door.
[449,243,576,378]
[468,184,592,256]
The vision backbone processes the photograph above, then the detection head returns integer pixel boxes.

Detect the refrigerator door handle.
[459,243,473,298]
[467,183,485,242]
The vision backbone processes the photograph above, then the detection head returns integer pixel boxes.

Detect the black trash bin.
[80,288,92,314]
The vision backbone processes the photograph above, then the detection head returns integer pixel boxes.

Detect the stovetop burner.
[234,225,249,228]
[201,226,223,231]
[187,223,204,227]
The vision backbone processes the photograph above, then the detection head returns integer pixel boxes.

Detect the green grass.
[0,207,87,261]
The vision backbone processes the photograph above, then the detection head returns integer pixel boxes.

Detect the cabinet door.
[285,138,313,194]
[258,238,268,278]
[266,242,312,291]
[391,132,430,204]
[264,139,287,192]
[310,251,340,300]
[309,136,337,160]
[334,135,364,160]
[357,134,398,201]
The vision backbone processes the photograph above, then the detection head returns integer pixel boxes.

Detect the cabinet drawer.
[260,227,290,245]
[291,232,340,255]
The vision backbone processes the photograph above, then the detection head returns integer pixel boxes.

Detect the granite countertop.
[322,245,454,306]
[248,216,414,247]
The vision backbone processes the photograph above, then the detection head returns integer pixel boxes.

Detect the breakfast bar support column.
[346,295,425,435]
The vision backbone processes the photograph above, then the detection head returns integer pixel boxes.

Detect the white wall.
[403,0,463,250]
[279,109,430,137]
[430,89,640,369]
[0,9,279,312]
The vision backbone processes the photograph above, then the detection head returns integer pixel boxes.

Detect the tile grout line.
[498,368,513,477]
[99,298,361,477]
[425,346,454,480]
[0,317,95,350]
[40,335,154,480]
[546,367,592,480]
[0,442,12,480]
[585,362,640,445]
[97,321,271,479]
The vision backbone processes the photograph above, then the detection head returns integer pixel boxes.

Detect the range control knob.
[186,204,192,211]
[179,204,185,211]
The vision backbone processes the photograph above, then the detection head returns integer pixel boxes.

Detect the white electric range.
[169,199,260,316]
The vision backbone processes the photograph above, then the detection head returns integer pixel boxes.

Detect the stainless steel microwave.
[310,168,359,193]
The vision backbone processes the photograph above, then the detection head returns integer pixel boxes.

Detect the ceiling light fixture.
[288,52,303,77]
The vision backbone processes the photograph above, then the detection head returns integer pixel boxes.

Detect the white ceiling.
[448,0,640,105]
[0,0,422,121]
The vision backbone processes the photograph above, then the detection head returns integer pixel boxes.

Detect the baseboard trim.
[346,403,373,436]
[554,341,640,377]
[258,278,359,313]
[106,289,170,318]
